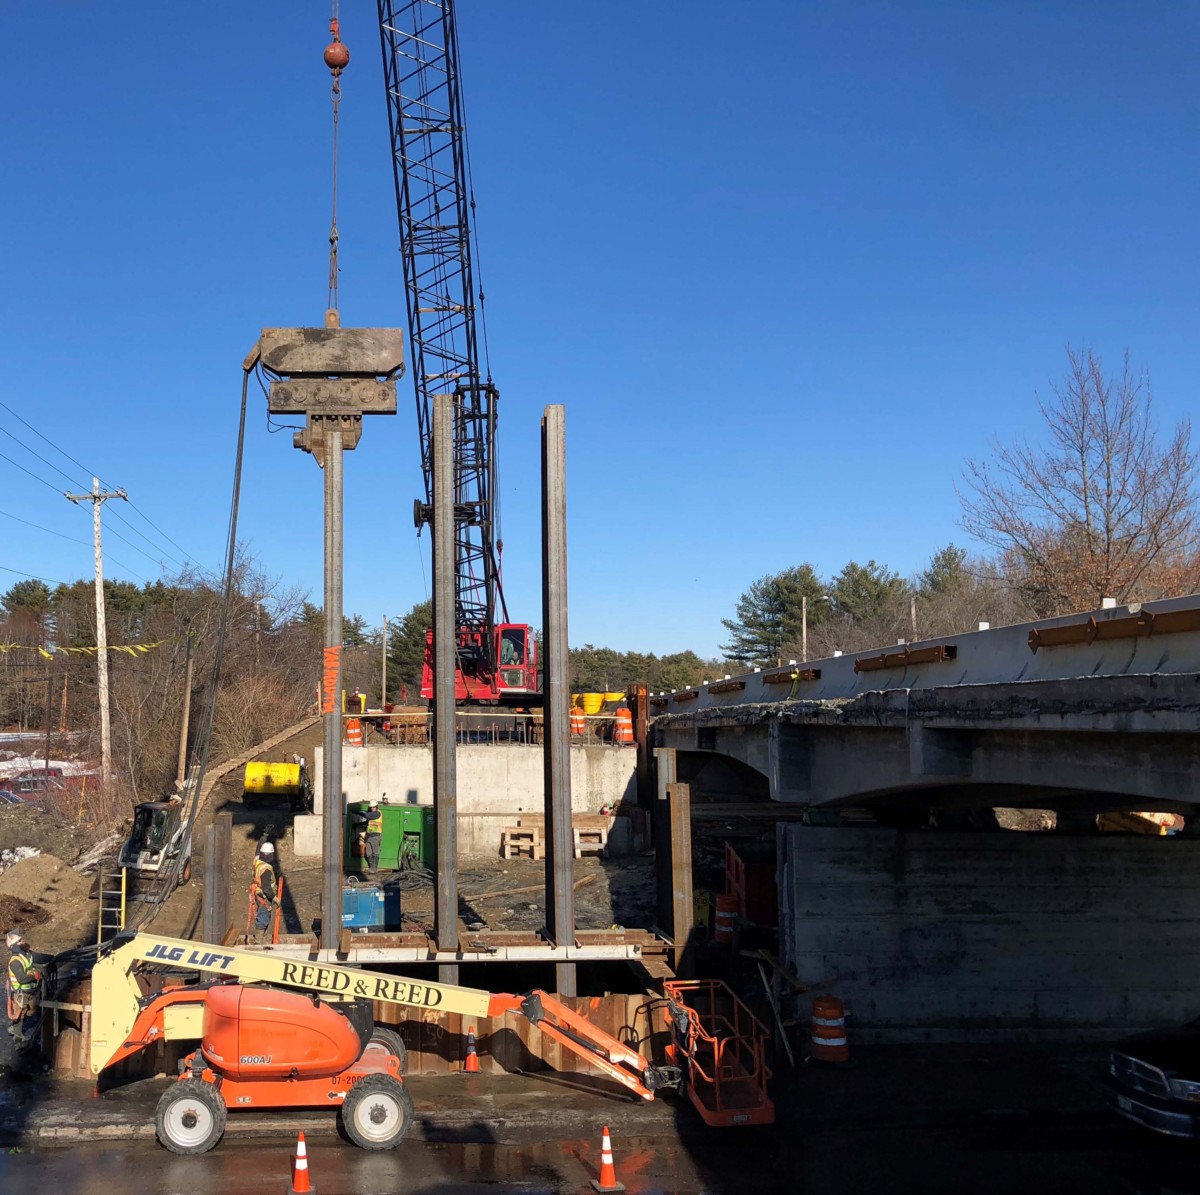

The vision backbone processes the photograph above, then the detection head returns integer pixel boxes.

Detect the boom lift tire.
[340,1073,414,1150]
[367,1025,409,1075]
[155,1078,227,1155]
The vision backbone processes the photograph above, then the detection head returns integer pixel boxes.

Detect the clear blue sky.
[3,2,1198,656]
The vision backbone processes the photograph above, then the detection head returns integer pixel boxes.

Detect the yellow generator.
[243,757,312,813]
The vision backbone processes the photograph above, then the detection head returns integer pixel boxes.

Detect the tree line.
[5,346,1196,811]
[721,348,1200,665]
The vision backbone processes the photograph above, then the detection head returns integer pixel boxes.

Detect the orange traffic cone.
[288,1130,316,1194]
[463,1026,481,1073]
[591,1124,625,1193]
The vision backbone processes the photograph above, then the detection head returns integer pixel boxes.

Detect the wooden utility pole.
[65,477,127,789]
[381,614,388,707]
[176,634,195,788]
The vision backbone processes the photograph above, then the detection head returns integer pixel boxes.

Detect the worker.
[5,929,41,1045]
[249,842,280,941]
[352,799,384,873]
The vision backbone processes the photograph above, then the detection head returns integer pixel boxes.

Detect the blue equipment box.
[341,883,401,930]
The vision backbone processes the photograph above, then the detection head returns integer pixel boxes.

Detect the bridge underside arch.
[657,719,1200,817]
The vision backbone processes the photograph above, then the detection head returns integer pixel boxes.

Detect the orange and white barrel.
[714,893,737,945]
[810,995,848,1063]
[345,718,363,747]
[569,706,586,736]
[613,707,634,745]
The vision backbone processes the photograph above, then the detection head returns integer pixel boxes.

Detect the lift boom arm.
[90,933,673,1100]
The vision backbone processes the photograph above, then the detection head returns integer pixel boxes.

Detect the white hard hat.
[259,842,275,857]
[6,929,24,948]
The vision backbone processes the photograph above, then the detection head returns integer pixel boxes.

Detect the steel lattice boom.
[378,0,503,649]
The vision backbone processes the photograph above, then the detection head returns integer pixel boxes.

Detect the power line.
[0,401,203,571]
[121,501,201,571]
[0,449,66,495]
[0,508,91,548]
[0,509,148,586]
[0,564,68,586]
[0,424,87,490]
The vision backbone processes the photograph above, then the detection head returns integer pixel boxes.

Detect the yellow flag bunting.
[0,639,175,659]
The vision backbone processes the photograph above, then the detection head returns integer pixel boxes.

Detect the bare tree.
[959,347,1200,614]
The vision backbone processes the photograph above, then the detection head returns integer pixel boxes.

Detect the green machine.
[344,802,436,872]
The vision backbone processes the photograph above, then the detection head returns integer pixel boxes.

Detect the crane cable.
[324,5,350,321]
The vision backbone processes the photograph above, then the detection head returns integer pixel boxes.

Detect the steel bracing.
[378,0,503,652]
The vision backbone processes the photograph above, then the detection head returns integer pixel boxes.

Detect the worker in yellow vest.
[249,843,280,941]
[352,799,384,873]
[6,928,42,1045]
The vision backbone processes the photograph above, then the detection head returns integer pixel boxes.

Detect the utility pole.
[65,477,126,789]
[381,614,388,708]
[176,634,195,789]
[802,595,808,663]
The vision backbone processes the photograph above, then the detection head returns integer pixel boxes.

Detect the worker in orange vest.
[250,842,280,941]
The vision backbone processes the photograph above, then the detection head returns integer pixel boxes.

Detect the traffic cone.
[463,1026,481,1073]
[287,1130,317,1194]
[591,1124,625,1193]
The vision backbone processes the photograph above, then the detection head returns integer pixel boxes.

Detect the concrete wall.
[780,826,1200,1041]
[305,742,637,856]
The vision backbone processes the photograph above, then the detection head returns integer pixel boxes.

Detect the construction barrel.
[613,707,634,746]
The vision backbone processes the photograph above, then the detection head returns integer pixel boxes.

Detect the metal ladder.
[96,864,127,945]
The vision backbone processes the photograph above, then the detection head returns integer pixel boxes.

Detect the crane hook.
[324,17,350,89]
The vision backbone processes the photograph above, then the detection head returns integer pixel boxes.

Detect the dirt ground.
[0,719,656,955]
[152,720,657,943]
[0,811,100,954]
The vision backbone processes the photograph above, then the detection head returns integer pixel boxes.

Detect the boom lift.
[90,932,679,1154]
[377,0,537,705]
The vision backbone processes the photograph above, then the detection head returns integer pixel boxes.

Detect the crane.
[377,0,537,705]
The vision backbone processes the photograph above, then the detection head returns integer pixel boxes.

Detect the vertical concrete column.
[667,781,694,976]
[202,812,233,944]
[653,747,677,932]
[432,394,459,984]
[541,404,576,996]
[321,428,345,955]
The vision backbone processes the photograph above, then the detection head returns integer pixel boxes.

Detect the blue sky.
[3,2,1198,656]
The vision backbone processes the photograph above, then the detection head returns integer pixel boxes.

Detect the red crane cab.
[420,622,538,705]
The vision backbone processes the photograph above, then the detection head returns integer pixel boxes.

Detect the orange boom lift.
[89,933,680,1154]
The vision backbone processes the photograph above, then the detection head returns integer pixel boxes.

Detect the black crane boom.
[377,0,505,649]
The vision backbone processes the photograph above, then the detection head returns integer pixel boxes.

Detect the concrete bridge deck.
[651,595,1200,814]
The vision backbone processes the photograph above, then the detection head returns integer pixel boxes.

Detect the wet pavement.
[3,1046,1200,1192]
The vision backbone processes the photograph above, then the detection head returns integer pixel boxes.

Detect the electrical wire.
[0,448,67,495]
[0,400,204,571]
[0,564,68,586]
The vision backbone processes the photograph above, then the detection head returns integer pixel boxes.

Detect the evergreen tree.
[919,544,970,596]
[386,599,433,700]
[829,560,907,622]
[720,564,825,664]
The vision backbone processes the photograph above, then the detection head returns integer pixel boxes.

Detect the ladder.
[96,864,128,945]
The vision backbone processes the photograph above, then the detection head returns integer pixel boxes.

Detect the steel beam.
[432,394,459,984]
[653,747,677,932]
[630,682,652,809]
[321,429,345,954]
[202,812,232,945]
[541,404,575,996]
[667,781,695,976]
